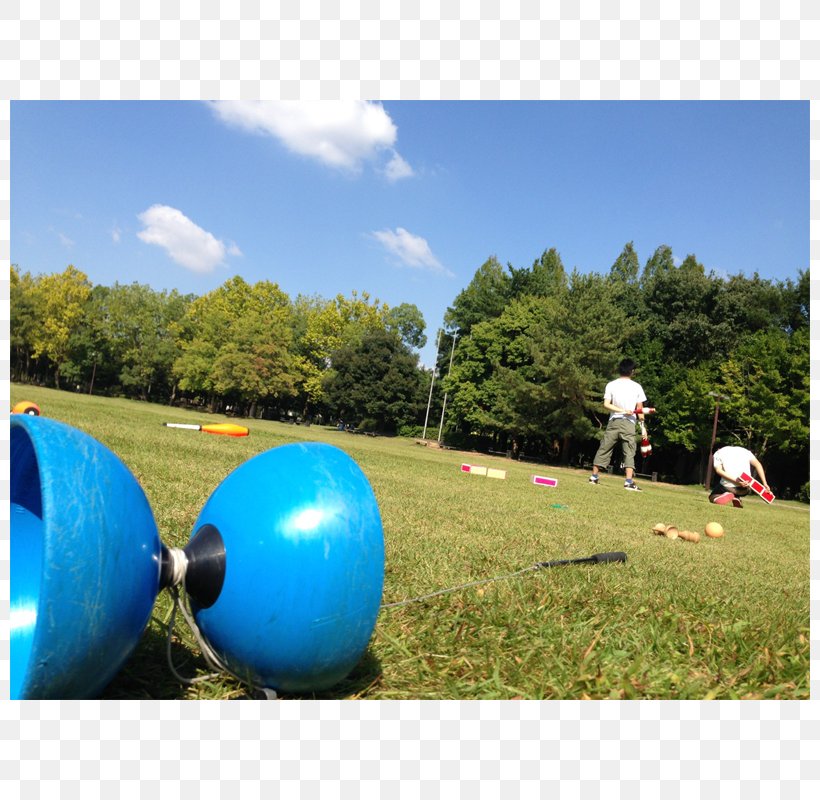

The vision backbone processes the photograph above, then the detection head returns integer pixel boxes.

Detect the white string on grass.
[380,564,545,609]
[164,586,223,686]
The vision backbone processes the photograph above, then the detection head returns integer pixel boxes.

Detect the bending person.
[709,445,770,508]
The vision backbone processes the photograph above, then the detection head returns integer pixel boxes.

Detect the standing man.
[589,358,647,491]
[709,444,771,508]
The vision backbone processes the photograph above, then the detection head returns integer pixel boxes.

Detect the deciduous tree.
[10,265,39,381]
[385,302,427,349]
[30,265,91,388]
[174,276,301,414]
[296,290,390,408]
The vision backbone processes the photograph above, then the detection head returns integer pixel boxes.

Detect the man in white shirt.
[709,445,770,508]
[589,359,647,491]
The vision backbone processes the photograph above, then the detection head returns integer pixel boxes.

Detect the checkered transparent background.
[1,1,818,796]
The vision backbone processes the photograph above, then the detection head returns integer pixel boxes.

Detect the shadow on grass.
[101,619,384,701]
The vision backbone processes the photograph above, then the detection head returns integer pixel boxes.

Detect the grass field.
[10,385,811,700]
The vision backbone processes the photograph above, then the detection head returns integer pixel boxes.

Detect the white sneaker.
[624,481,642,491]
[589,475,599,484]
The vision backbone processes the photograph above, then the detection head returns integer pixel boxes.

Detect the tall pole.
[704,392,728,489]
[437,333,458,443]
[422,329,442,441]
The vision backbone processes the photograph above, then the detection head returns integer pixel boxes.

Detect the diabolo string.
[161,547,277,699]
[380,563,548,610]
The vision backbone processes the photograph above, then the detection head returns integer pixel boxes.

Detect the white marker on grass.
[460,464,506,479]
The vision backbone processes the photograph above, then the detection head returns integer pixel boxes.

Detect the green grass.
[11,385,811,700]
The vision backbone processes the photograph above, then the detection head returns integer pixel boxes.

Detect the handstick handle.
[535,551,627,568]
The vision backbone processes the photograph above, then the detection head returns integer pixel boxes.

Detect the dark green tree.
[323,328,424,433]
[295,290,390,409]
[444,271,630,460]
[444,256,511,335]
[780,268,809,332]
[609,241,641,284]
[61,285,117,394]
[607,242,649,344]
[509,248,569,299]
[713,272,786,344]
[641,253,725,365]
[444,297,555,443]
[641,244,676,285]
[522,271,631,460]
[719,326,809,458]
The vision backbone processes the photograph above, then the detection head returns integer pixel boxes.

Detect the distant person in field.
[709,445,771,508]
[588,358,647,491]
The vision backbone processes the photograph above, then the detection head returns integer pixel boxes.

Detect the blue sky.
[11,100,808,367]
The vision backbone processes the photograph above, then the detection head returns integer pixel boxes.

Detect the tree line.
[10,242,809,499]
[439,244,808,498]
[10,265,429,432]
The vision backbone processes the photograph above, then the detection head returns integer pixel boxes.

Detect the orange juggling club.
[163,422,249,437]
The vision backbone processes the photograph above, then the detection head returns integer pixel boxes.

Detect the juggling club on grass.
[639,419,652,457]
[163,422,250,437]
[738,471,776,504]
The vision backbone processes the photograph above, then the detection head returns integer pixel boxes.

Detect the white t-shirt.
[713,446,754,488]
[603,377,647,423]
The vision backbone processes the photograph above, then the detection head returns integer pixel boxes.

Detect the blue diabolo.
[10,416,385,698]
[190,442,385,693]
[10,415,162,699]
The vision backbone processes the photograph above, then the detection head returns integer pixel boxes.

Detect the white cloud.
[209,100,412,175]
[136,204,238,273]
[371,227,452,276]
[111,225,121,244]
[57,232,74,248]
[383,150,414,182]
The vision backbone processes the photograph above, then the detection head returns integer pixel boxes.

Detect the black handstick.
[535,551,627,569]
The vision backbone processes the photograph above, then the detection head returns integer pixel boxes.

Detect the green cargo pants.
[593,417,638,471]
